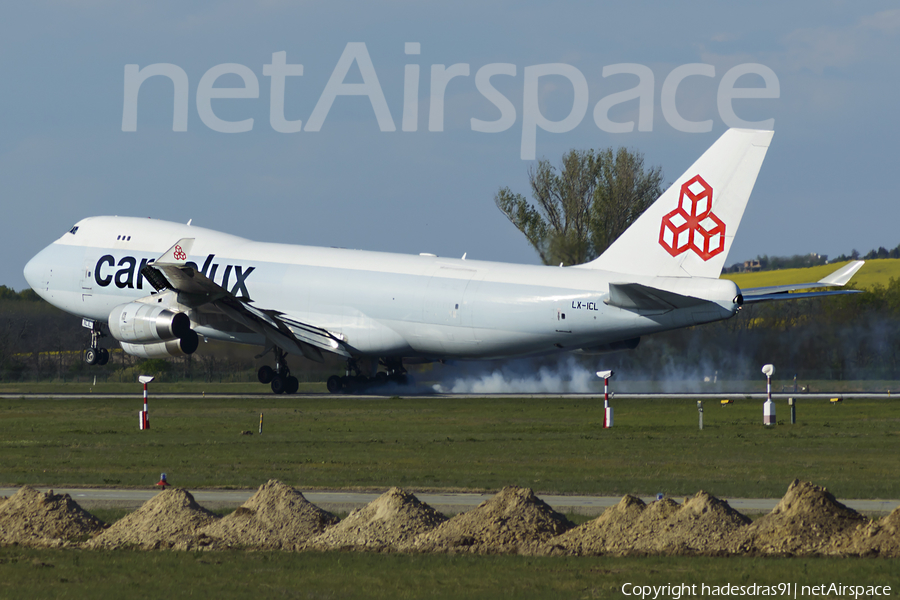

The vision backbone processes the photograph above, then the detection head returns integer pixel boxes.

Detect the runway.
[2,487,897,517]
[0,392,894,401]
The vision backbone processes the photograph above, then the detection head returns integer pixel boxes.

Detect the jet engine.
[109,302,198,357]
[120,335,199,359]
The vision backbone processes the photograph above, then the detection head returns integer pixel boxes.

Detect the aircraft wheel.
[258,365,275,384]
[374,371,388,385]
[285,376,299,395]
[98,348,110,365]
[84,348,99,366]
[326,375,342,393]
[270,375,286,394]
[390,373,409,386]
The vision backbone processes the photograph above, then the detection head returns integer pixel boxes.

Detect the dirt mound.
[0,486,106,548]
[855,505,900,557]
[549,492,749,556]
[311,487,446,552]
[199,480,338,550]
[636,491,750,555]
[731,480,867,556]
[547,494,647,555]
[86,488,218,550]
[413,486,573,554]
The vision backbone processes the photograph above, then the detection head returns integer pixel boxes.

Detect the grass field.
[723,258,900,291]
[0,548,896,600]
[2,394,899,499]
[3,393,900,598]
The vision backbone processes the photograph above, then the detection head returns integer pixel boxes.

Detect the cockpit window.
[68,225,79,235]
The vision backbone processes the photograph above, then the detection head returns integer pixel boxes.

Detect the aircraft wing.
[739,260,865,304]
[141,238,351,361]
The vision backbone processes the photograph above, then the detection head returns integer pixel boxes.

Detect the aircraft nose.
[23,250,47,291]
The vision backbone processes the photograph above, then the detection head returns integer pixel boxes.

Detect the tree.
[590,148,664,258]
[494,147,663,266]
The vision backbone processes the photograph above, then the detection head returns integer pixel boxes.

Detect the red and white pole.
[142,382,149,430]
[604,377,611,428]
[597,370,614,428]
[138,376,154,431]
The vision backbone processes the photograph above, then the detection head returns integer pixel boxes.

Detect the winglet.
[156,238,195,265]
[818,260,864,286]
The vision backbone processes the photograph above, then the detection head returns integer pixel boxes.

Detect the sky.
[2,1,898,290]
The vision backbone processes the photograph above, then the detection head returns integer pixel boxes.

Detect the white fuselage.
[24,216,740,361]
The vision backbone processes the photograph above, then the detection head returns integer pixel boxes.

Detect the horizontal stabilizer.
[740,261,865,303]
[607,282,710,311]
[817,260,865,286]
[741,289,863,304]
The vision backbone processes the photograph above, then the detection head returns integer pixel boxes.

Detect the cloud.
[710,32,739,43]
[858,8,900,34]
[781,8,900,74]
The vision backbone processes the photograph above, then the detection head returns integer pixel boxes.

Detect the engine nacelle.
[109,302,191,344]
[120,330,199,359]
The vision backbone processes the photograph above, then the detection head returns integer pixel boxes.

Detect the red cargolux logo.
[658,175,725,261]
[173,245,187,261]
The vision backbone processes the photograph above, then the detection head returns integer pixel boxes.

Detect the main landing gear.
[326,358,409,394]
[257,347,299,394]
[83,321,110,366]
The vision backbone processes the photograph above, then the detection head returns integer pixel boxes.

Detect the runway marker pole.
[138,375,154,430]
[596,370,614,428]
[762,364,775,426]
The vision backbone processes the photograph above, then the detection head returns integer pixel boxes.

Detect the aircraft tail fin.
[580,128,774,278]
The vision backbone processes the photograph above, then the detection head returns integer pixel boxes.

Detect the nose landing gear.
[257,347,299,394]
[83,321,110,366]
